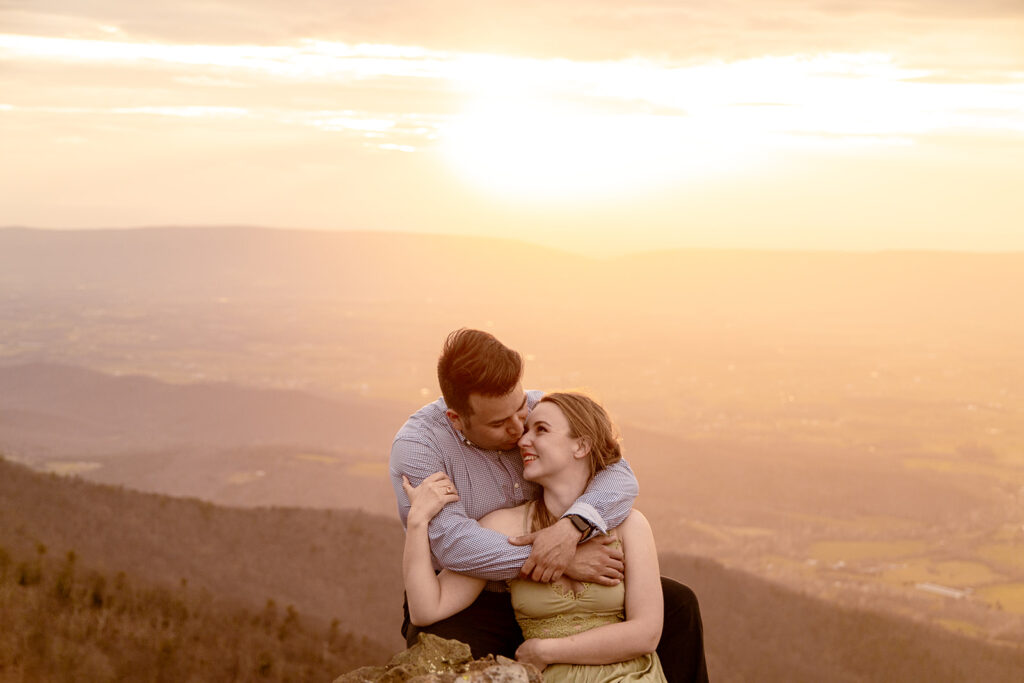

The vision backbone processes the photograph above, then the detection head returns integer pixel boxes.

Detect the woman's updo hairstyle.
[539,392,622,481]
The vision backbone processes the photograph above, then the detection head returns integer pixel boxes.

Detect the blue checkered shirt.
[390,390,639,585]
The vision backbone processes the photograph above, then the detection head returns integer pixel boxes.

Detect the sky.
[2,1,1024,255]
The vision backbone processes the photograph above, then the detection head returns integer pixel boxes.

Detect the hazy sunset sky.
[3,1,1023,254]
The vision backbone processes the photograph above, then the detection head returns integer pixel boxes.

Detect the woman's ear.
[573,437,592,459]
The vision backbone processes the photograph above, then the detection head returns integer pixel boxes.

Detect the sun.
[440,95,739,205]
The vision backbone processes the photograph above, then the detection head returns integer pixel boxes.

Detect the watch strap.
[566,514,592,539]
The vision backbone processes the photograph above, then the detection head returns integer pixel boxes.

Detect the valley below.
[2,227,1023,679]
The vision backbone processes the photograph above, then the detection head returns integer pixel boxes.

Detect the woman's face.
[518,401,585,483]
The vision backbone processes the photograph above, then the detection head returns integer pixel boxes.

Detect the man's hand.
[564,534,624,586]
[509,517,580,583]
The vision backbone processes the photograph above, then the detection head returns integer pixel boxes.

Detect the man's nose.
[509,413,525,436]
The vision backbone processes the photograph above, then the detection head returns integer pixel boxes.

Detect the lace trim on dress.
[517,611,622,639]
[549,580,591,600]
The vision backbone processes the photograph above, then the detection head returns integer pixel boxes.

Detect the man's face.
[447,384,528,451]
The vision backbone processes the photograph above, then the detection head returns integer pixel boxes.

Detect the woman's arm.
[515,510,664,669]
[402,474,487,626]
[392,439,531,580]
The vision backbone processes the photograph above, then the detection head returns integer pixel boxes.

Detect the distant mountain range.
[0,362,398,456]
[0,362,401,514]
[3,226,1021,319]
[0,226,584,301]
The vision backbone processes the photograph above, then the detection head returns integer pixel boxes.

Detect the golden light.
[439,95,757,204]
[433,52,995,204]
[3,31,1023,218]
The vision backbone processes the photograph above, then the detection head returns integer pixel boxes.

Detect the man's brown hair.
[437,328,522,418]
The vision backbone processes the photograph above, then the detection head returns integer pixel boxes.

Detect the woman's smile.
[517,401,589,486]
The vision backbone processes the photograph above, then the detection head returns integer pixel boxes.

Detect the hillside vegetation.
[2,458,1023,681]
[0,457,406,654]
[0,542,385,682]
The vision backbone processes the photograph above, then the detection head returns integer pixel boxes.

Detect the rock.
[334,634,542,683]
[387,632,473,675]
[337,665,388,683]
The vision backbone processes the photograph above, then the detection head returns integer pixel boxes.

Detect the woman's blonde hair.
[530,392,623,532]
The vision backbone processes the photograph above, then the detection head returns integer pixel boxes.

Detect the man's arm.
[563,457,639,535]
[390,437,529,581]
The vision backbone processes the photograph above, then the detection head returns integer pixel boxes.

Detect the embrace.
[390,329,709,682]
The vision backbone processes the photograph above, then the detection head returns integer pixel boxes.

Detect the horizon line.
[2,224,1022,258]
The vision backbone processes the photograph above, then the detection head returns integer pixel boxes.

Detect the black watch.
[566,514,592,539]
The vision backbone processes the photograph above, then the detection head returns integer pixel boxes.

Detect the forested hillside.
[0,457,406,653]
[0,542,386,681]
[2,457,1022,681]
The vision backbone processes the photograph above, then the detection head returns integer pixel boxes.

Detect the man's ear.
[573,437,592,459]
[446,409,466,433]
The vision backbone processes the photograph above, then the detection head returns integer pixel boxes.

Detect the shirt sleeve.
[390,437,530,581]
[562,457,639,537]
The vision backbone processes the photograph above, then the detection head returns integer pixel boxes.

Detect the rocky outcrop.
[335,633,543,683]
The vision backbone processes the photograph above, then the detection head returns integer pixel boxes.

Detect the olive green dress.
[508,504,666,682]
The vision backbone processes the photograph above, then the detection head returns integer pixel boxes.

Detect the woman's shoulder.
[610,508,654,540]
[479,503,530,536]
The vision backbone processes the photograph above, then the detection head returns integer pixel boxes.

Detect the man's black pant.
[402,577,709,682]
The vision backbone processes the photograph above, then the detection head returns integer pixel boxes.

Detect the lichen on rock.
[334,633,542,683]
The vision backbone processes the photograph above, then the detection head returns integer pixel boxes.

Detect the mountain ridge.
[0,362,401,457]
[4,225,1021,258]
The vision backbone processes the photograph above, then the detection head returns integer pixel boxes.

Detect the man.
[390,328,708,682]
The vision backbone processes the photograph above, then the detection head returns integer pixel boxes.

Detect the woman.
[402,392,666,682]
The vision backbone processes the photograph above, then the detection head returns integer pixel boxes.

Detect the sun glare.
[434,52,1018,204]
[4,30,1023,212]
[440,96,753,203]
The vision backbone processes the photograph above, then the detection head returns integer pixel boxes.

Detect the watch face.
[569,515,589,533]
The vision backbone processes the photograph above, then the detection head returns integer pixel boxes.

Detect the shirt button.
[514,483,520,488]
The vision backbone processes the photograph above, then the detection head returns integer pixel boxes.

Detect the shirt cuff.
[562,502,606,541]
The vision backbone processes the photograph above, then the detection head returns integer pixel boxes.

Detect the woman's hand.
[515,638,551,671]
[402,472,459,527]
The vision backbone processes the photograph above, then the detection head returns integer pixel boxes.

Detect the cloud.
[3,2,1023,251]
[4,1,1024,72]
[4,31,1022,145]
